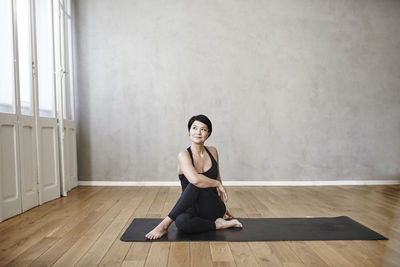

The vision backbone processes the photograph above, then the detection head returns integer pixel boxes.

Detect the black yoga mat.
[120,216,387,242]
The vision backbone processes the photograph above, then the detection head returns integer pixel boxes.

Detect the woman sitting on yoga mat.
[145,114,243,239]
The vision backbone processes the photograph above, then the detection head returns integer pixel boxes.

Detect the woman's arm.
[177,151,220,188]
[211,147,228,202]
[177,149,228,201]
[212,147,222,184]
[205,147,230,204]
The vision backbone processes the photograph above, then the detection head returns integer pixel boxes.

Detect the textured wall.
[74,0,400,182]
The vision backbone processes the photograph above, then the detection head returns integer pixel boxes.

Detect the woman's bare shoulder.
[177,149,190,159]
[206,146,219,161]
[177,149,191,174]
[206,146,218,152]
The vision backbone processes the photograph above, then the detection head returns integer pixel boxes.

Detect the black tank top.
[178,146,218,191]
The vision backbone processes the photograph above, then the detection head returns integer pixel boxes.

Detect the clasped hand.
[216,183,234,219]
[217,183,228,203]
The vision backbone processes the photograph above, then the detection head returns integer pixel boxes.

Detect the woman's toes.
[146,232,155,239]
[229,219,242,228]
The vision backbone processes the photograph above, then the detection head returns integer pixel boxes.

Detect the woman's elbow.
[187,174,201,187]
[190,177,200,186]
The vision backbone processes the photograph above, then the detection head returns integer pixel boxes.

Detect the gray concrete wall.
[73,0,400,182]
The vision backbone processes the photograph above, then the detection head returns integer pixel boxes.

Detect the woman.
[145,114,243,240]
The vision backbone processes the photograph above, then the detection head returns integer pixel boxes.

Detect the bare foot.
[145,224,168,240]
[145,217,173,240]
[215,218,243,229]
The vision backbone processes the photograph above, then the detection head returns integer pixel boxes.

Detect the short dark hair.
[188,114,212,138]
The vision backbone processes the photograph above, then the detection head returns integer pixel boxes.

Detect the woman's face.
[189,120,209,144]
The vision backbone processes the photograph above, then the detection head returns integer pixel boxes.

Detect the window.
[0,0,15,114]
[62,0,74,120]
[1,0,76,120]
[36,0,56,118]
[16,0,34,116]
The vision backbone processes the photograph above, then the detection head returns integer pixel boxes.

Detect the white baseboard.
[78,180,400,186]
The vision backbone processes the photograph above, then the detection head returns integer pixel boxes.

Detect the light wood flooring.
[0,185,399,266]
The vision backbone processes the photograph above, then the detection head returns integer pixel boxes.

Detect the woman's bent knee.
[186,183,200,191]
[175,214,191,233]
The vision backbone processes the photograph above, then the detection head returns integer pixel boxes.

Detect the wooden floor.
[0,185,399,266]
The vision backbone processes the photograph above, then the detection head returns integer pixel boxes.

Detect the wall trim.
[78,180,400,186]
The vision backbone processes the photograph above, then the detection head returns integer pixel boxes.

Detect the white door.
[0,0,20,222]
[19,115,39,212]
[17,0,40,210]
[0,114,22,220]
[15,0,40,212]
[58,0,78,195]
[34,0,61,204]
[1,0,76,221]
[61,121,78,193]
[36,118,60,203]
[0,0,40,221]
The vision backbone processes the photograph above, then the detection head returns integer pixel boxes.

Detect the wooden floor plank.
[29,188,124,266]
[210,241,236,266]
[144,242,170,267]
[167,242,190,267]
[161,186,181,217]
[0,187,111,266]
[234,188,263,218]
[124,242,151,265]
[147,186,169,217]
[0,186,98,238]
[190,242,213,267]
[136,187,162,218]
[0,185,399,266]
[76,187,148,266]
[308,241,355,266]
[96,187,148,267]
[99,187,162,266]
[268,242,307,266]
[4,236,58,266]
[121,260,148,267]
[0,186,103,250]
[53,188,144,266]
[248,242,282,266]
[229,242,259,267]
[287,241,330,267]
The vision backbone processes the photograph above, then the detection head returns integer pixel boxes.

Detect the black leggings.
[168,183,226,233]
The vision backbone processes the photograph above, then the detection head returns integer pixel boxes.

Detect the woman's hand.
[223,209,234,219]
[217,182,228,203]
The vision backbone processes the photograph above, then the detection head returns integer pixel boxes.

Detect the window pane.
[65,0,71,14]
[63,14,73,120]
[0,0,15,114]
[36,0,55,118]
[16,0,33,116]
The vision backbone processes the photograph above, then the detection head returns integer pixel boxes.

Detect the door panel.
[62,120,77,191]
[0,114,21,220]
[58,0,78,195]
[19,115,38,212]
[37,117,60,204]
[68,126,78,189]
